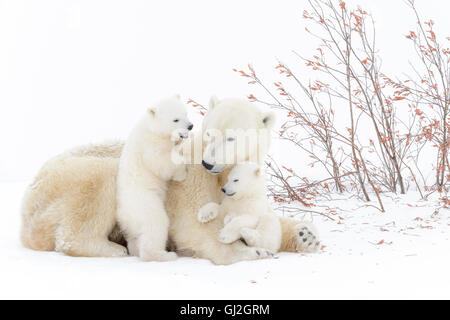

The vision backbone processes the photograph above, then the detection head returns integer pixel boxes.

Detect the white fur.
[117,96,193,262]
[197,162,282,253]
[21,95,320,264]
[201,98,276,174]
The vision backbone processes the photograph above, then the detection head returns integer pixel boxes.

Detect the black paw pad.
[299,232,304,237]
[303,238,308,243]
[256,250,260,256]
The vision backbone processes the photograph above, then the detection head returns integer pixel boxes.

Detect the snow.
[2,0,450,300]
[2,181,449,299]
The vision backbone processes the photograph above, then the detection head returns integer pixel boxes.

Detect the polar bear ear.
[173,94,181,100]
[209,95,220,110]
[262,111,276,129]
[147,107,156,117]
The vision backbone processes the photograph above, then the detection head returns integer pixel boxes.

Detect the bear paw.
[171,128,189,143]
[141,250,178,262]
[218,228,240,244]
[239,227,259,247]
[223,212,238,225]
[294,222,321,253]
[254,248,275,259]
[109,244,129,257]
[197,202,219,223]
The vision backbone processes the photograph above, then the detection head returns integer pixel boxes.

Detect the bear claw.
[294,223,321,253]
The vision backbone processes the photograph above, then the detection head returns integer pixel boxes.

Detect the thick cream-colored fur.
[21,97,320,264]
[167,97,321,264]
[21,143,128,257]
[197,163,282,253]
[117,97,192,262]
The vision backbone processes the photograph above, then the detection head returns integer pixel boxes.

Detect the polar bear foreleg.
[218,214,259,244]
[56,234,128,258]
[53,200,128,258]
[197,202,220,223]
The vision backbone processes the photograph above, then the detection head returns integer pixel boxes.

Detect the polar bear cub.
[117,95,193,262]
[198,162,281,253]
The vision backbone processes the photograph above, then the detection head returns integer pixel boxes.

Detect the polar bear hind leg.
[53,199,128,258]
[118,190,176,262]
[21,155,128,258]
[192,239,273,265]
[279,217,321,253]
[218,214,258,244]
[239,213,282,253]
[239,228,260,247]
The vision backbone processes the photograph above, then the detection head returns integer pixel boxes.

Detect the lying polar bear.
[197,162,284,254]
[20,96,321,264]
[117,95,193,262]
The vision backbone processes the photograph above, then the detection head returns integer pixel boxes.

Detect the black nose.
[202,160,214,171]
[188,124,194,131]
[221,188,226,193]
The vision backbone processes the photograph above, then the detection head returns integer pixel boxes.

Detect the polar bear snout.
[221,186,236,197]
[202,160,214,171]
[201,157,226,174]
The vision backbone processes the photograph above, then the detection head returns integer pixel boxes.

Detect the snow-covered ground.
[2,0,450,300]
[2,180,449,300]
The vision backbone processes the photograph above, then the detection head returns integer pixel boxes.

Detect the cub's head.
[201,96,275,174]
[221,162,264,200]
[146,95,193,139]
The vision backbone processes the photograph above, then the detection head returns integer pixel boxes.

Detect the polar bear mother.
[21,96,320,265]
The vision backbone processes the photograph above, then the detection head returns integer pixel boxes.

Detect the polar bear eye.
[227,137,235,142]
[173,119,179,123]
[233,179,239,183]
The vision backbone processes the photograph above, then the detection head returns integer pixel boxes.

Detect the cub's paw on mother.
[197,202,220,223]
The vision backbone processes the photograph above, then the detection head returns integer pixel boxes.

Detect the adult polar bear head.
[167,96,320,264]
[201,96,276,174]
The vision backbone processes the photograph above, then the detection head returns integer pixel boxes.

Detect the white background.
[1,0,450,300]
[1,0,450,181]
